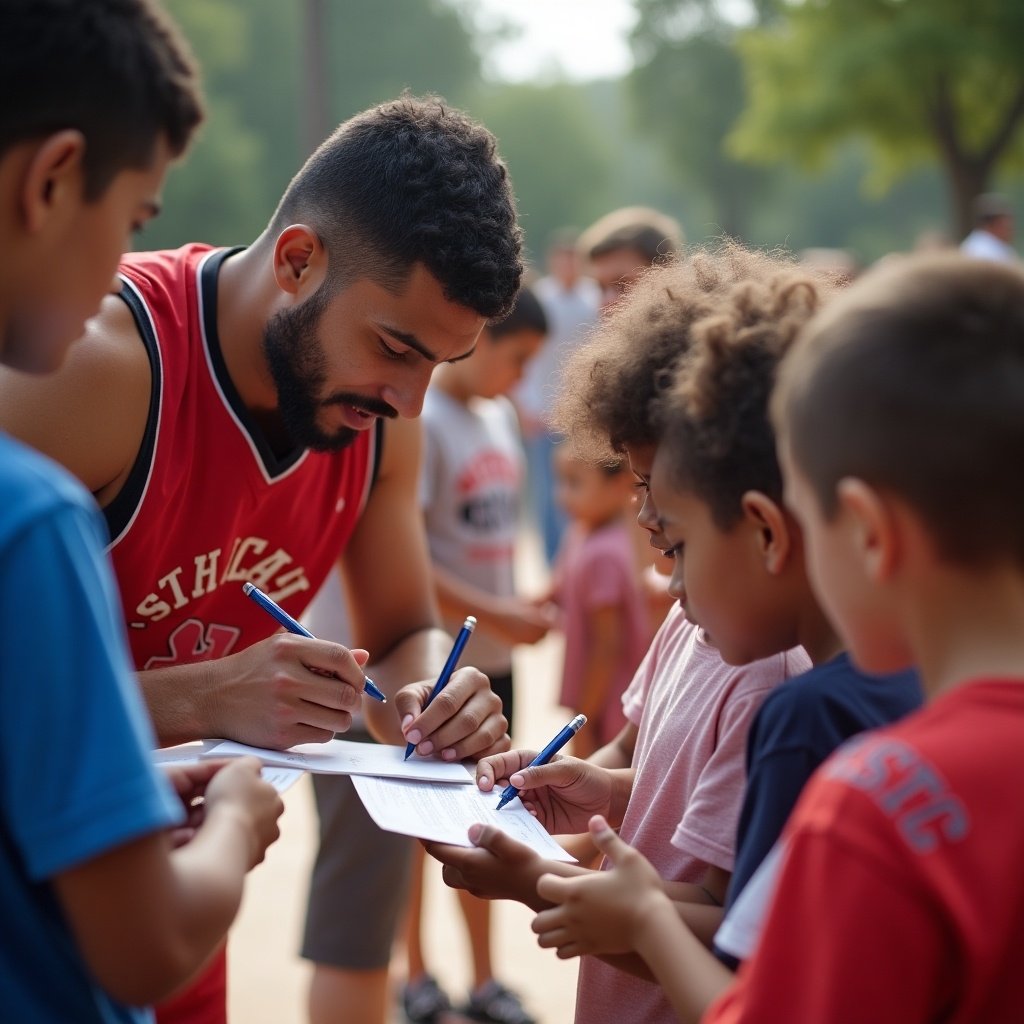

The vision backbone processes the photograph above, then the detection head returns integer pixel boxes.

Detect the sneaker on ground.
[462,980,536,1024]
[403,973,452,1024]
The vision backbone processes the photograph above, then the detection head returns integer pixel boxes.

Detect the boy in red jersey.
[0,93,523,1023]
[701,253,1024,1023]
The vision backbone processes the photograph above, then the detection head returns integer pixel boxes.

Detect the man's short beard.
[262,287,359,453]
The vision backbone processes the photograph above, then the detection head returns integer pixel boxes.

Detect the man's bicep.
[0,294,150,497]
[340,416,439,655]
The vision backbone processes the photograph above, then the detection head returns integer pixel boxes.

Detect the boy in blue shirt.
[0,3,283,1021]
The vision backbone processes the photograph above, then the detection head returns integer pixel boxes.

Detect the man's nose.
[381,366,433,419]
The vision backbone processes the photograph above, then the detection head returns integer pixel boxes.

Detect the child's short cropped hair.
[490,284,547,339]
[654,244,835,528]
[553,244,785,461]
[775,253,1024,568]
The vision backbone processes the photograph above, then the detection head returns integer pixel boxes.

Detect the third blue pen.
[496,713,588,810]
[404,615,477,760]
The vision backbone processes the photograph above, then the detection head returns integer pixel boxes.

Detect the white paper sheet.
[152,743,305,793]
[203,738,474,784]
[350,775,576,862]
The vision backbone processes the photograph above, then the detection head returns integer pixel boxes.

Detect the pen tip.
[242,582,253,595]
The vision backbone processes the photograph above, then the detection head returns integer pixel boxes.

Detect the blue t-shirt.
[721,654,923,936]
[0,433,183,1022]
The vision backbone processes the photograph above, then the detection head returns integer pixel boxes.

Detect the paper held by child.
[202,738,475,784]
[350,774,577,862]
[153,741,306,793]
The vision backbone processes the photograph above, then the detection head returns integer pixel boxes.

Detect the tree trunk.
[302,0,330,158]
[942,155,990,242]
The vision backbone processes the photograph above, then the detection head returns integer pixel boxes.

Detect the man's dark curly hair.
[655,244,836,529]
[270,94,522,320]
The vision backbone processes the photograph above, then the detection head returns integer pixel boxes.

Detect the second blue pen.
[242,581,388,703]
[404,615,477,760]
[496,713,588,810]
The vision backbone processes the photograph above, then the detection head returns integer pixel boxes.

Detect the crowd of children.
[4,3,1024,1024]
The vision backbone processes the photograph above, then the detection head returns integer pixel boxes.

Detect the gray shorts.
[301,731,414,970]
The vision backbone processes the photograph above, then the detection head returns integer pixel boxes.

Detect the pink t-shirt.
[574,604,811,1024]
[554,519,651,744]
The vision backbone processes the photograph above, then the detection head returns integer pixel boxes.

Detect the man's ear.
[20,130,86,233]
[741,490,793,575]
[835,477,897,582]
[272,224,326,297]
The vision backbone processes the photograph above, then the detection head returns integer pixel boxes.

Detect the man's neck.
[215,243,279,414]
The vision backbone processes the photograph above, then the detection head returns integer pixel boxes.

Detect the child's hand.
[531,815,669,959]
[203,757,284,869]
[492,597,559,645]
[423,823,583,910]
[161,760,227,848]
[475,751,615,834]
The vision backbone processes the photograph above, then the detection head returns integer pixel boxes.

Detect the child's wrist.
[631,888,678,956]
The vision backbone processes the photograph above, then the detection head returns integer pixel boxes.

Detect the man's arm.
[341,415,509,758]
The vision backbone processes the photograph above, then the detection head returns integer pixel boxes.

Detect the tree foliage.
[628,0,775,238]
[149,0,480,248]
[469,82,617,260]
[730,0,1024,234]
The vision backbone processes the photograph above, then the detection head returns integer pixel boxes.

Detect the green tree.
[151,0,481,248]
[468,82,617,261]
[730,0,1024,237]
[628,0,775,238]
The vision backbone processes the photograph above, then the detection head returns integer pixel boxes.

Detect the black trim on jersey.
[200,247,308,478]
[103,283,162,542]
[371,417,384,490]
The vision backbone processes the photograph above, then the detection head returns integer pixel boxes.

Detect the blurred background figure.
[543,448,654,759]
[579,206,684,314]
[799,246,859,284]
[576,207,685,629]
[960,193,1018,263]
[515,230,600,567]
[403,285,552,1024]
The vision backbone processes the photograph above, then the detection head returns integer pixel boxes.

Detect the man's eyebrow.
[379,325,437,362]
[142,200,162,219]
[379,324,476,364]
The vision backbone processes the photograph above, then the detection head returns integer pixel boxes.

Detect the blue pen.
[496,713,587,810]
[242,581,387,703]
[404,615,477,760]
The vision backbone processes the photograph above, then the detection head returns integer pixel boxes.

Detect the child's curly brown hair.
[654,244,838,528]
[551,241,832,467]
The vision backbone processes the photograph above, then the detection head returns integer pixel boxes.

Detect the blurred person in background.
[515,229,599,567]
[579,206,683,314]
[578,207,685,631]
[960,192,1018,263]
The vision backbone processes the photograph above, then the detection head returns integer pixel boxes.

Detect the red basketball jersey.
[109,244,378,671]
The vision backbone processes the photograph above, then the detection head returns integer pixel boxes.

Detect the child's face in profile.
[7,138,171,375]
[467,328,544,400]
[623,443,672,559]
[779,439,910,675]
[554,448,633,530]
[650,446,781,665]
